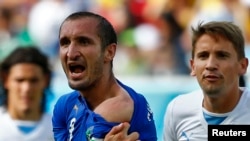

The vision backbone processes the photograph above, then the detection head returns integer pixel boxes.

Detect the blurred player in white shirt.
[0,46,54,141]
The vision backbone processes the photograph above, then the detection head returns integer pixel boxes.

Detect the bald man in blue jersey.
[52,11,157,141]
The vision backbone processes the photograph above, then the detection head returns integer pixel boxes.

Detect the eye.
[30,78,39,83]
[15,78,25,83]
[217,52,229,59]
[77,37,90,46]
[197,52,208,60]
[60,37,70,47]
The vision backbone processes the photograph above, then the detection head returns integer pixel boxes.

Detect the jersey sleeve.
[52,95,69,141]
[130,94,157,141]
[163,98,177,141]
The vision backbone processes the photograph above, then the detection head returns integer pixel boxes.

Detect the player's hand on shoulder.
[104,122,140,141]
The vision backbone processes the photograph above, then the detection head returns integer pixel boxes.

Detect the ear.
[104,43,116,62]
[190,59,196,76]
[1,72,9,89]
[45,74,51,88]
[238,58,248,75]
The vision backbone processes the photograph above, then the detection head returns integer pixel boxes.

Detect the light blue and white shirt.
[163,88,250,141]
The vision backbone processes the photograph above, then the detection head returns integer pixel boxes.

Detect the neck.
[203,88,242,113]
[8,107,42,121]
[81,76,120,110]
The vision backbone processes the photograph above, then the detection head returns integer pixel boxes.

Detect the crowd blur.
[0,0,250,77]
[1,1,249,140]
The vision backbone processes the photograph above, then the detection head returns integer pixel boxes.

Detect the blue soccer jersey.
[52,80,157,141]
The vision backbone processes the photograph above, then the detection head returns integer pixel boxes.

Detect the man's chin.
[69,81,87,90]
[22,108,33,115]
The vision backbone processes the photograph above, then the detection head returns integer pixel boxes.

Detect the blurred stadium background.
[0,0,250,140]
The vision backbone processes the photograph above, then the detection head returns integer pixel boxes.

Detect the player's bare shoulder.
[94,88,134,123]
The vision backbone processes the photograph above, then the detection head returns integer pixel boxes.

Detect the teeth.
[70,65,85,73]
[74,67,83,73]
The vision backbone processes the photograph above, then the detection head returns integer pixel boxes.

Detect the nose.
[67,43,81,60]
[206,56,218,71]
[21,82,32,95]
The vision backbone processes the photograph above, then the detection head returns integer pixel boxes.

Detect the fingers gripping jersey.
[85,113,118,140]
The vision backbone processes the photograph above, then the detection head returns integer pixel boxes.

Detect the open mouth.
[68,63,87,80]
[69,64,86,73]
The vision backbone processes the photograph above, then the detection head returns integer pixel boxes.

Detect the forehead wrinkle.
[60,19,99,40]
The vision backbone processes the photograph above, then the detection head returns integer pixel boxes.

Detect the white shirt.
[163,88,250,141]
[0,111,54,141]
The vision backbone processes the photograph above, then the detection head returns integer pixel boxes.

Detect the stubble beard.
[202,85,222,98]
[69,57,104,91]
